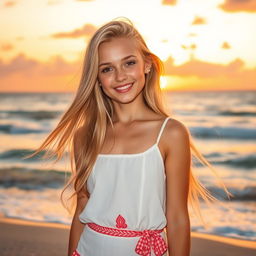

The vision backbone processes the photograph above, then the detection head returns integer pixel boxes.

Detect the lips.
[114,83,134,93]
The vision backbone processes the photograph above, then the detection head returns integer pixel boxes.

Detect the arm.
[163,120,191,256]
[68,127,90,256]
[68,190,89,256]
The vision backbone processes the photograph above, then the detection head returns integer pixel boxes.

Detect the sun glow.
[0,0,255,92]
[160,76,168,90]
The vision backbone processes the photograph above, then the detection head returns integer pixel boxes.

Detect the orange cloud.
[3,1,16,7]
[192,16,207,25]
[1,53,255,92]
[219,0,256,13]
[162,0,177,6]
[0,54,38,77]
[0,54,81,92]
[165,57,246,77]
[1,43,14,51]
[221,41,231,49]
[164,57,256,90]
[52,24,97,39]
[0,54,78,77]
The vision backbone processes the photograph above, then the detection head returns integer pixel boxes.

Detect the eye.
[126,60,136,66]
[101,67,112,73]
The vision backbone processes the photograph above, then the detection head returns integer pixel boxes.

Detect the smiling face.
[97,37,151,104]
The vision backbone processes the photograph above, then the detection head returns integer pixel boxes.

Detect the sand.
[0,217,255,256]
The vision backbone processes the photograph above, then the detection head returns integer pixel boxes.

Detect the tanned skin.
[160,119,191,256]
[68,128,89,256]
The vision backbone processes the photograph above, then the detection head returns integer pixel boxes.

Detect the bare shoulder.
[162,118,191,155]
[165,118,190,138]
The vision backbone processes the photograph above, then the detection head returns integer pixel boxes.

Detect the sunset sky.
[0,0,256,92]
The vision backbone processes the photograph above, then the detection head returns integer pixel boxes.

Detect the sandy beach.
[0,217,255,256]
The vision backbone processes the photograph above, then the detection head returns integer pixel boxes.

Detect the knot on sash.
[135,230,168,256]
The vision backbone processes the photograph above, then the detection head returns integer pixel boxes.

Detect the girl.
[28,19,230,256]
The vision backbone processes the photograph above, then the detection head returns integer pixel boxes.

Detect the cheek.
[132,67,146,84]
[117,66,143,83]
[99,74,113,87]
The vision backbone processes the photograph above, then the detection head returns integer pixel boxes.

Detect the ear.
[144,64,152,74]
[144,59,152,74]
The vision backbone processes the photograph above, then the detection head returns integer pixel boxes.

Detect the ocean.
[0,91,255,241]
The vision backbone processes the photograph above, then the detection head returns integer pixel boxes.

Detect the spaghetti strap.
[156,117,171,145]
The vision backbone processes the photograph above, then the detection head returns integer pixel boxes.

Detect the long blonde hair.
[25,18,231,225]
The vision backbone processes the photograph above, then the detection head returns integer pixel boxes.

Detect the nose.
[115,67,127,82]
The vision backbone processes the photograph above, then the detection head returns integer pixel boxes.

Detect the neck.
[111,94,152,123]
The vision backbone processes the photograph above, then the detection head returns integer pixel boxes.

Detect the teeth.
[115,83,133,90]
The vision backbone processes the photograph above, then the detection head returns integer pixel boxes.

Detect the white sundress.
[75,117,171,256]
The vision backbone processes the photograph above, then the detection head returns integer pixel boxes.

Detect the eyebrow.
[99,55,137,67]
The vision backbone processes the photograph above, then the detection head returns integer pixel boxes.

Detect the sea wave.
[194,153,256,169]
[0,124,46,134]
[0,149,52,161]
[213,154,256,169]
[0,167,255,201]
[218,110,256,116]
[189,126,256,140]
[2,148,256,170]
[206,185,256,201]
[0,110,62,120]
[0,167,68,190]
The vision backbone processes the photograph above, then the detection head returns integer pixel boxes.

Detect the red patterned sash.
[87,222,168,256]
[72,249,80,256]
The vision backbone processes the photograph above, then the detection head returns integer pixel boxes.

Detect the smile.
[114,83,134,93]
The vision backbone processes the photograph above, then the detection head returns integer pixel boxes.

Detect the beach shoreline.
[0,217,255,256]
